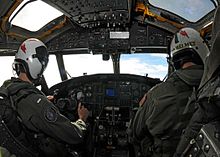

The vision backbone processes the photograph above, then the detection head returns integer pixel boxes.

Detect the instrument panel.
[49,74,160,111]
[49,74,161,157]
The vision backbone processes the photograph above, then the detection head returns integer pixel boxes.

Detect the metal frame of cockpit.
[0,0,218,89]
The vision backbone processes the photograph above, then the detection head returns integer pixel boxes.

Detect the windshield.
[0,57,14,85]
[46,53,168,87]
[149,0,216,22]
[63,54,113,77]
[9,0,63,31]
[121,54,168,79]
[61,53,167,83]
[0,54,168,88]
[44,55,61,87]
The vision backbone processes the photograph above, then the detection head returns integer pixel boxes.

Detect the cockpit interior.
[0,0,219,157]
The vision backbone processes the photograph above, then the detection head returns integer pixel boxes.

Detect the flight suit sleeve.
[17,93,87,145]
[133,85,161,141]
[132,93,155,156]
[132,107,144,141]
[133,95,153,141]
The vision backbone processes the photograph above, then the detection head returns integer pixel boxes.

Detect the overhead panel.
[47,26,130,54]
[89,28,129,54]
[46,21,173,54]
[43,0,172,54]
[130,23,173,53]
[44,0,130,28]
[147,25,172,46]
[47,26,89,54]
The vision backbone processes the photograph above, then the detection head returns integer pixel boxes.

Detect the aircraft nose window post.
[0,0,217,157]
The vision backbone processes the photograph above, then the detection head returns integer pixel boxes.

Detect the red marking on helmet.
[180,31,189,38]
[20,44,26,53]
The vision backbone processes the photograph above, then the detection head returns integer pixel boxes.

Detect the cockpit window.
[63,54,113,77]
[120,54,168,80]
[9,0,63,31]
[44,53,168,87]
[149,0,216,22]
[0,57,14,85]
[44,55,61,88]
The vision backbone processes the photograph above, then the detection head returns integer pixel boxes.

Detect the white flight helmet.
[14,38,49,80]
[170,27,210,69]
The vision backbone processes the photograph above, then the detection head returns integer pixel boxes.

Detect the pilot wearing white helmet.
[1,38,89,157]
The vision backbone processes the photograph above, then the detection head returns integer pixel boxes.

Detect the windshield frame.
[9,0,63,32]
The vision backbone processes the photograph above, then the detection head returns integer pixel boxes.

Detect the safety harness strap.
[0,116,37,157]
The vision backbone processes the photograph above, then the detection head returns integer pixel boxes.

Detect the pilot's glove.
[77,102,89,122]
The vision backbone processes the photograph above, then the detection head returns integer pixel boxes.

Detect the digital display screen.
[106,88,115,97]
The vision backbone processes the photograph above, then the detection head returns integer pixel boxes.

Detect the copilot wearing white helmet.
[14,38,49,81]
[130,27,206,157]
[170,27,210,70]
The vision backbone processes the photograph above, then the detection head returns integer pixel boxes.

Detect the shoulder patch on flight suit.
[44,107,58,122]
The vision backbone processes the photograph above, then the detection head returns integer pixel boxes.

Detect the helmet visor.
[33,46,49,70]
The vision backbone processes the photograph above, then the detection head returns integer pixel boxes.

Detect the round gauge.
[56,98,77,111]
[131,83,138,90]
[133,90,139,97]
[56,98,67,109]
[149,35,155,42]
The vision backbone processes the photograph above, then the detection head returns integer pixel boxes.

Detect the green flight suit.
[2,78,87,157]
[132,65,203,157]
